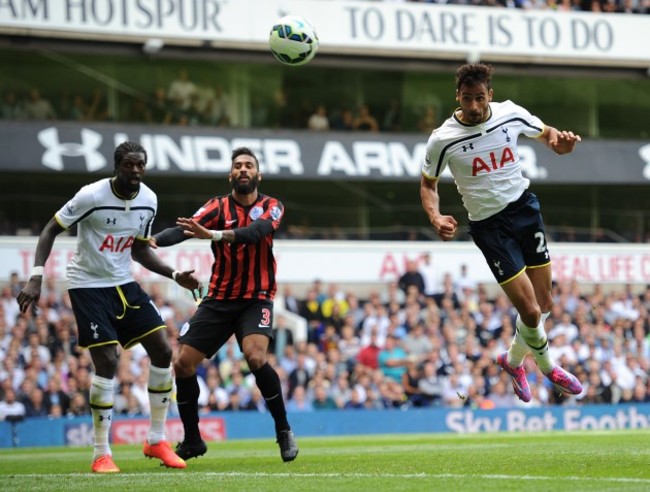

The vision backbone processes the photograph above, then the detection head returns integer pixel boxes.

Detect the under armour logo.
[38,127,106,172]
[98,415,111,422]
[140,215,145,224]
[90,322,99,339]
[502,128,511,142]
[106,218,116,225]
[161,397,169,404]
[492,260,504,276]
[640,143,650,180]
[462,143,474,152]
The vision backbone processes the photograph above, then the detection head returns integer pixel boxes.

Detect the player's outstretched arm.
[420,175,457,242]
[131,239,201,299]
[177,217,239,244]
[176,217,214,240]
[177,217,275,244]
[150,226,190,248]
[16,218,65,313]
[540,126,581,155]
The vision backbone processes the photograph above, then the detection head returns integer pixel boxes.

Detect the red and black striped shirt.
[192,193,283,301]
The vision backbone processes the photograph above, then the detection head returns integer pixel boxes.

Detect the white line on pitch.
[7,472,650,484]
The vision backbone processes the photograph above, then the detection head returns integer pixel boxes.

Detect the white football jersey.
[54,178,158,288]
[422,100,545,221]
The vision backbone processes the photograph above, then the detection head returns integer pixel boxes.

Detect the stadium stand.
[1,274,648,419]
[1,0,649,426]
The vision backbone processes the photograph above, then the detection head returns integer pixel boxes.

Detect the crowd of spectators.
[0,87,111,123]
[1,263,649,422]
[0,83,407,133]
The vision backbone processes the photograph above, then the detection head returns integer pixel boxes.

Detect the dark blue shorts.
[468,191,551,285]
[69,282,165,349]
[179,297,273,359]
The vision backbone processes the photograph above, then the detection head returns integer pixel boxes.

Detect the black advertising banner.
[0,121,648,184]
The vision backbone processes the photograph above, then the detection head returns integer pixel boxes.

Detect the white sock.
[540,311,550,324]
[90,375,114,459]
[516,314,553,373]
[147,364,173,444]
[508,311,550,366]
[507,323,530,367]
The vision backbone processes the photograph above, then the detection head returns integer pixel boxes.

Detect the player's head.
[455,63,493,125]
[113,141,147,193]
[455,63,493,92]
[229,147,260,195]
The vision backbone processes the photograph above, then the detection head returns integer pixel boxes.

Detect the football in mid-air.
[269,15,319,66]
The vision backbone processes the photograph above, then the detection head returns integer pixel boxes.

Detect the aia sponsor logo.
[472,147,515,176]
[99,235,134,253]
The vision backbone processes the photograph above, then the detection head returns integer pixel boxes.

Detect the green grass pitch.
[1,430,649,491]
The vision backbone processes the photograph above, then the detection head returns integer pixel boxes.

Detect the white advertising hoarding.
[0,0,648,67]
[2,237,650,286]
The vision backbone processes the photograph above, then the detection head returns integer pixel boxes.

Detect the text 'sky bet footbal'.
[269,15,319,66]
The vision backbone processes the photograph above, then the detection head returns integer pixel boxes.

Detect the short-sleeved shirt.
[55,178,157,288]
[422,100,545,221]
[378,346,408,383]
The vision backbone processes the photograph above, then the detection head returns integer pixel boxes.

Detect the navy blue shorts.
[69,282,165,349]
[468,191,551,285]
[179,297,273,359]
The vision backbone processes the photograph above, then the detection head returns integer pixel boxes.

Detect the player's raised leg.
[496,350,531,403]
[502,269,582,397]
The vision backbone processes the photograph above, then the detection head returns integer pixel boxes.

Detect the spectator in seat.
[307,104,330,130]
[352,104,379,132]
[0,387,26,421]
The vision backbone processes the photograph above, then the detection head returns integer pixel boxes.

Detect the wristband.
[210,230,223,241]
[172,270,181,281]
[31,266,44,277]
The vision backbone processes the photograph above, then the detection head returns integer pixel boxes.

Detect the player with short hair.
[17,141,200,473]
[152,146,298,463]
[420,63,583,402]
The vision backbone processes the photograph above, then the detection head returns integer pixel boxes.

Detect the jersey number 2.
[534,232,547,253]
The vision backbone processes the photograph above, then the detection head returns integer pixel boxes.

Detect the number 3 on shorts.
[259,308,271,328]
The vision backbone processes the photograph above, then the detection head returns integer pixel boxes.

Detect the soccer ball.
[269,15,319,66]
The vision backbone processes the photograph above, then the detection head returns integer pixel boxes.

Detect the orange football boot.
[91,455,120,473]
[143,440,187,468]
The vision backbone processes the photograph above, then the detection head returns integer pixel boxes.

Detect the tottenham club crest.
[90,322,100,339]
